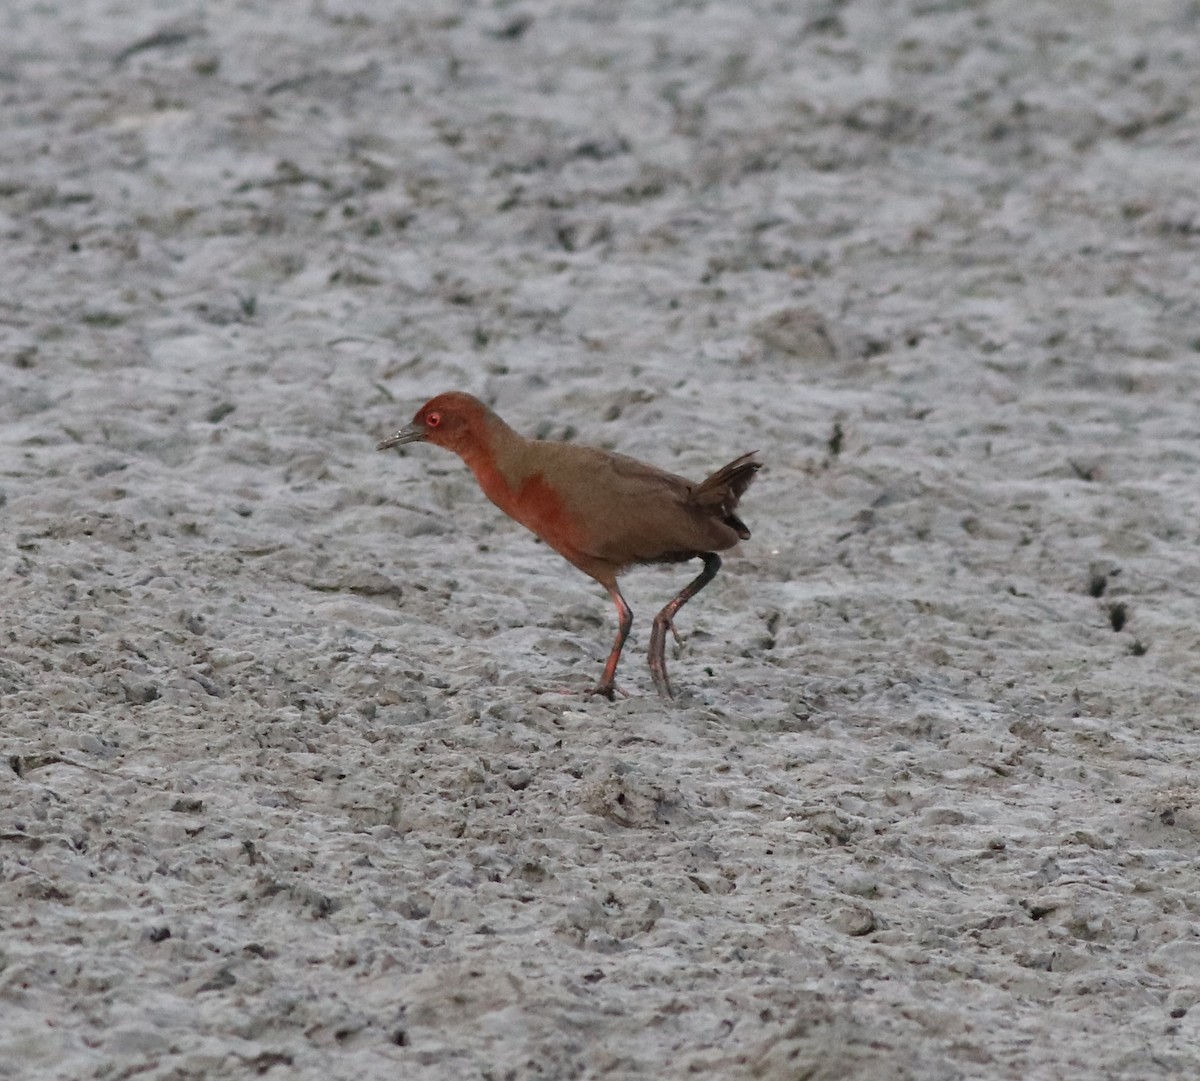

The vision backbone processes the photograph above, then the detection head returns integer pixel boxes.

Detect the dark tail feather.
[690,451,761,539]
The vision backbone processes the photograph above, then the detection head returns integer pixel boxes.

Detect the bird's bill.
[376,423,426,451]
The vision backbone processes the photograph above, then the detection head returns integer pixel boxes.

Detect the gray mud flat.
[3,1,1199,1078]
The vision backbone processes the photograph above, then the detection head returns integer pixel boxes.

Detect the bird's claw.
[585,681,630,701]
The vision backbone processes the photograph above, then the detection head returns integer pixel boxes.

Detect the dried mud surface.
[3,1,1200,1078]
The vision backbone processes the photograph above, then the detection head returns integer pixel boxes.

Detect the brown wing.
[540,445,759,571]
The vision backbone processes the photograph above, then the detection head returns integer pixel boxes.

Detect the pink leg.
[587,583,633,700]
[649,554,721,699]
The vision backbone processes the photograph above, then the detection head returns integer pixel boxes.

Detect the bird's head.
[376,391,492,457]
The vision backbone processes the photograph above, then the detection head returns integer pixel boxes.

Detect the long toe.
[649,614,682,698]
[648,657,674,700]
[585,681,629,701]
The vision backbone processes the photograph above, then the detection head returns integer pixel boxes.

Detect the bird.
[376,392,760,699]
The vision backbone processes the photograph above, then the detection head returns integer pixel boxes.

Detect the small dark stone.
[246,1052,292,1072]
[197,967,236,993]
[492,14,533,39]
[505,768,532,791]
[123,680,160,705]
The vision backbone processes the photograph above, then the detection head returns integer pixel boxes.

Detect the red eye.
[426,411,442,428]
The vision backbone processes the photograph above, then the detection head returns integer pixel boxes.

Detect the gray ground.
[3,0,1200,1077]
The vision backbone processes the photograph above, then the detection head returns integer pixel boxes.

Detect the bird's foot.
[584,681,630,701]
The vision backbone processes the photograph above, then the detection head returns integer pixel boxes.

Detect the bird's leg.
[587,583,633,700]
[649,554,722,699]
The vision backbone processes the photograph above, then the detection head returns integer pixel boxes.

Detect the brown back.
[510,442,760,579]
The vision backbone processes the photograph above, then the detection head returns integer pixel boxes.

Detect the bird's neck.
[457,412,530,507]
